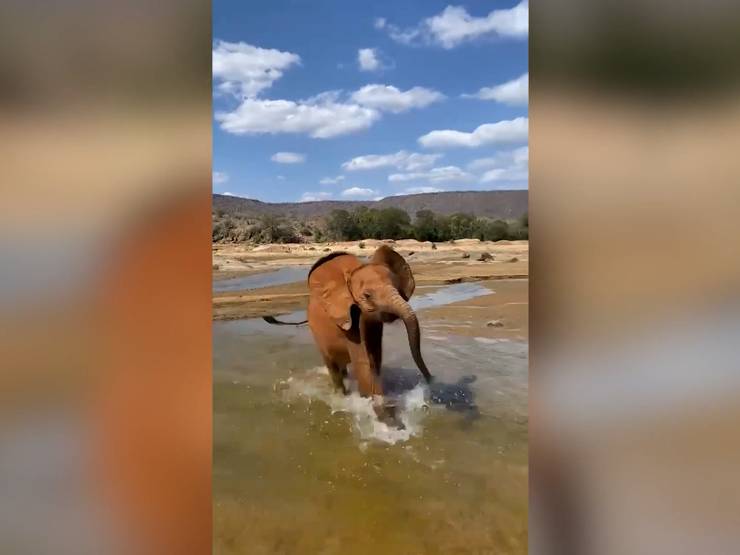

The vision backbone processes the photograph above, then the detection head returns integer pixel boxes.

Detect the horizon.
[213,0,528,203]
[213,188,527,205]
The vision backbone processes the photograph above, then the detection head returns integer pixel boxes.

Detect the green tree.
[259,214,282,242]
[353,206,380,239]
[485,219,510,241]
[414,209,438,241]
[326,209,358,240]
[448,213,475,239]
[377,207,411,239]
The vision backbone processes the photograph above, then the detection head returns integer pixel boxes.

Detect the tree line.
[325,207,528,242]
[212,207,528,243]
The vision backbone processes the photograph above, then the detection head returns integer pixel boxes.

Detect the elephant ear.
[308,253,360,331]
[318,278,355,330]
[371,245,415,300]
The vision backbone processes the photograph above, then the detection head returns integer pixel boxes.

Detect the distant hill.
[213,190,527,220]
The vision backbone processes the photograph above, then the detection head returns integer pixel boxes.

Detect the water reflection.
[410,282,492,310]
[213,265,309,292]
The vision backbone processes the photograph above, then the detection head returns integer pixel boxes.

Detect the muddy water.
[213,280,528,555]
[213,266,310,292]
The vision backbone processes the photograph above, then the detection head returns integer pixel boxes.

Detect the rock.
[431,243,437,250]
[478,252,494,262]
[323,247,331,252]
[509,257,519,263]
[407,251,415,256]
[461,252,470,259]
[486,319,504,328]
[212,264,220,270]
[307,246,316,251]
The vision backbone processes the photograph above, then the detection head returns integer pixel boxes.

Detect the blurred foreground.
[0,2,211,554]
[531,1,740,553]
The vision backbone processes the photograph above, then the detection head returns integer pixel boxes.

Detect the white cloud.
[341,187,378,198]
[467,158,497,171]
[213,42,385,139]
[213,171,229,184]
[342,150,442,172]
[418,117,528,149]
[212,40,300,98]
[468,146,528,171]
[319,175,345,185]
[403,186,444,194]
[215,59,441,137]
[215,96,380,138]
[388,165,473,183]
[382,1,528,48]
[374,17,387,30]
[358,48,381,71]
[385,24,422,45]
[300,191,333,202]
[480,167,528,183]
[425,2,528,47]
[222,192,235,196]
[351,84,444,113]
[277,175,286,180]
[467,146,528,184]
[466,72,528,105]
[271,152,306,164]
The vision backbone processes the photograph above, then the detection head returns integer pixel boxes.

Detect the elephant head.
[310,246,432,383]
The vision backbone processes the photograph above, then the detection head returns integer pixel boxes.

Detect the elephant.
[266,246,432,417]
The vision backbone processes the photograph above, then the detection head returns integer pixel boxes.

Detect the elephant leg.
[324,359,348,395]
[346,337,382,397]
[360,316,383,376]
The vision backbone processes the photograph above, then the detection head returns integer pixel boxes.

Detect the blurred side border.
[0,2,212,554]
[531,1,740,554]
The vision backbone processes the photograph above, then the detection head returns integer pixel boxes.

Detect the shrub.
[214,206,528,244]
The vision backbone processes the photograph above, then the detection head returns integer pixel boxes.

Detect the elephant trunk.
[385,288,433,383]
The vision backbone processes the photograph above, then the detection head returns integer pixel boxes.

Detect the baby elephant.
[306,246,433,402]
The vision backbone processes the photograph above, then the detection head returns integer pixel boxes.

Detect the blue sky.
[213,0,528,202]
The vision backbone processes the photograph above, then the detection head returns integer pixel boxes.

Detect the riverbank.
[212,239,528,321]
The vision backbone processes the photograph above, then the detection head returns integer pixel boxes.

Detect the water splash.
[280,367,431,445]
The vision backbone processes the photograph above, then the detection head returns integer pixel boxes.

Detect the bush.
[214,206,528,244]
[325,207,411,241]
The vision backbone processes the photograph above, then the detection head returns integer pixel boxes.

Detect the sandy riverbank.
[213,239,528,322]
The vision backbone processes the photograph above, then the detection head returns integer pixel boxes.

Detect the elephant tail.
[262,315,308,326]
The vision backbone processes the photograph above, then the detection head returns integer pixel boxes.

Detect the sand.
[212,239,528,323]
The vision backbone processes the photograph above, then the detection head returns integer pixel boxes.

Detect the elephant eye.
[363,291,372,300]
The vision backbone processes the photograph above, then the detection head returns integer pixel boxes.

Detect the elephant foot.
[374,403,405,430]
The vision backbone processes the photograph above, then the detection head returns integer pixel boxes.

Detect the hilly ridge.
[213,190,528,220]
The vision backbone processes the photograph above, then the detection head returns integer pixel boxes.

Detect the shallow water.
[410,282,493,310]
[213,266,310,292]
[213,283,528,554]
